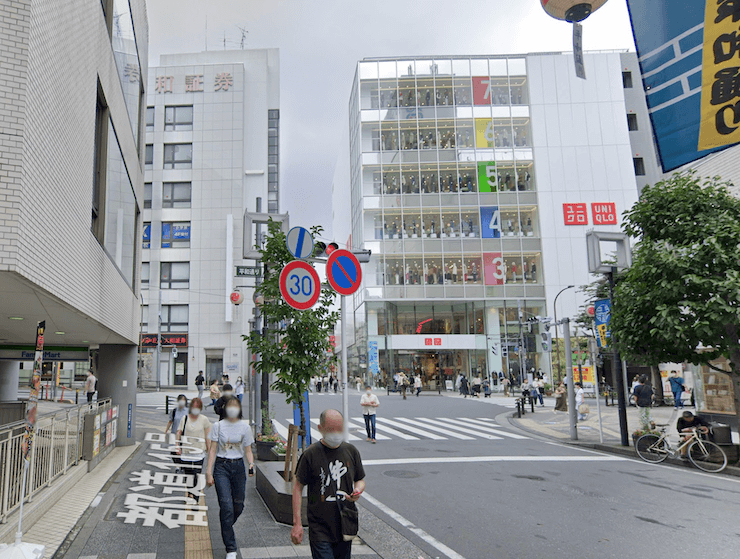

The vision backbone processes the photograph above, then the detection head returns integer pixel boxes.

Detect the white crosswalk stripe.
[270,416,528,443]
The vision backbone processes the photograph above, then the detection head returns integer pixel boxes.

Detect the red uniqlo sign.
[592,203,617,225]
[472,76,492,105]
[563,203,588,226]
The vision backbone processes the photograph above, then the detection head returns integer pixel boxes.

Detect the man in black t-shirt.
[632,375,654,430]
[195,371,205,400]
[292,409,366,559]
[677,411,711,458]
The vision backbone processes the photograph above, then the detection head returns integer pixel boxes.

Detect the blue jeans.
[213,458,246,552]
[673,391,683,408]
[309,540,352,559]
[534,390,543,405]
[363,414,376,439]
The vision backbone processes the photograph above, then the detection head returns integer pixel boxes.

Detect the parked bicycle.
[635,424,727,473]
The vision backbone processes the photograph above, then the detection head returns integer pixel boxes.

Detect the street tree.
[245,220,339,449]
[611,172,740,412]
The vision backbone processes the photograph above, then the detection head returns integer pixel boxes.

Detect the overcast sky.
[147,0,636,238]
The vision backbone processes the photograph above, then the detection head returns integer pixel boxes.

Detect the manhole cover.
[383,470,422,479]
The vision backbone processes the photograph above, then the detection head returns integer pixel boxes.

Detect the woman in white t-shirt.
[206,397,255,559]
[175,397,211,500]
[234,377,245,403]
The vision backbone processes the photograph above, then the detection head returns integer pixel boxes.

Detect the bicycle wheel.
[635,434,669,463]
[688,440,727,473]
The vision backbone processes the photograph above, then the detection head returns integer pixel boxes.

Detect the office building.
[141,48,279,387]
[0,0,148,443]
[334,52,658,387]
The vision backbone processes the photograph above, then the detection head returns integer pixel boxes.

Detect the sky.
[147,0,637,238]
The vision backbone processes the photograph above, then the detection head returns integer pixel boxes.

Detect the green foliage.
[244,220,340,439]
[611,172,740,375]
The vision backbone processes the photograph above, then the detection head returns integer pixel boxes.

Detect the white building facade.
[142,49,279,387]
[337,52,657,388]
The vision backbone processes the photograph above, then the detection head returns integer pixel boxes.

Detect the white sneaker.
[226,552,237,559]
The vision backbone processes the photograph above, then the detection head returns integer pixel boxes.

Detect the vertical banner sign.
[698,0,740,150]
[368,341,379,377]
[22,321,45,461]
[479,206,502,238]
[573,23,586,80]
[594,299,611,349]
[477,162,498,192]
[474,119,494,148]
[483,252,505,286]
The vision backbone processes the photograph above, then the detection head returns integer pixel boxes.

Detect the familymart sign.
[0,345,89,361]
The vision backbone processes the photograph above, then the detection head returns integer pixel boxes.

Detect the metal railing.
[0,398,111,523]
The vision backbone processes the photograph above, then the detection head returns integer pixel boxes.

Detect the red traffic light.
[325,242,339,255]
[314,241,340,257]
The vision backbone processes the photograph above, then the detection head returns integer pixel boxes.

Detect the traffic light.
[313,241,339,258]
[501,345,508,357]
[541,332,552,352]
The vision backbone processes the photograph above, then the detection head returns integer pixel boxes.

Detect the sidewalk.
[56,433,431,559]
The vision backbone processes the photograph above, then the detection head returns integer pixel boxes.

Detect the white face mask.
[366,390,371,395]
[322,432,344,448]
[226,407,240,419]
[190,408,201,416]
[177,401,186,409]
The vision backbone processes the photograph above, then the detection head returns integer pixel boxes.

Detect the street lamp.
[553,285,575,383]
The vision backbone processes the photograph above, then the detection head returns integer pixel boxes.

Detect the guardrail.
[0,398,111,523]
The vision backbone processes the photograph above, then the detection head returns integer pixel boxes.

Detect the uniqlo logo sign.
[592,203,617,225]
[434,338,442,346]
[563,203,588,225]
[425,338,433,346]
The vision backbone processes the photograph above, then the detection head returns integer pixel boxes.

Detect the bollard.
[165,395,170,415]
[530,395,535,413]
[516,399,522,418]
[75,389,79,404]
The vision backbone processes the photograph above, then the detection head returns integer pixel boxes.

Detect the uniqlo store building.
[335,51,660,388]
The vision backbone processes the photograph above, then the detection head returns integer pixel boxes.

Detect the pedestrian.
[414,374,422,397]
[291,410,366,559]
[482,378,491,397]
[669,370,685,409]
[360,385,379,443]
[208,379,220,407]
[195,370,205,401]
[502,375,510,397]
[554,381,567,411]
[355,376,363,392]
[398,372,409,399]
[460,375,470,398]
[166,394,189,471]
[206,397,255,559]
[310,376,317,393]
[234,377,245,403]
[84,369,97,403]
[575,382,587,421]
[175,397,211,501]
[471,375,482,398]
[214,384,234,419]
[630,375,640,406]
[532,377,544,406]
[520,377,531,400]
[393,372,399,391]
[333,375,339,393]
[632,374,654,430]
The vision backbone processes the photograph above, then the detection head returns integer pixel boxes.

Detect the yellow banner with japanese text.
[698,0,740,150]
[572,366,595,384]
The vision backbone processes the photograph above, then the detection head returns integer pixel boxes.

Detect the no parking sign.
[326,249,362,296]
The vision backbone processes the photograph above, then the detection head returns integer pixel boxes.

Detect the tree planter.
[255,440,279,461]
[255,462,308,525]
[270,446,287,461]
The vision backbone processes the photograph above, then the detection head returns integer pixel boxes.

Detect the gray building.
[142,49,280,387]
[0,0,148,444]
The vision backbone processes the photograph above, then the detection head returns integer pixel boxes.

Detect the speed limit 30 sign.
[279,260,321,310]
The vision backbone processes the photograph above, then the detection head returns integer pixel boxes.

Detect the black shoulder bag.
[324,447,359,541]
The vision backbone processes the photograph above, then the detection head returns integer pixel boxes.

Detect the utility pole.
[518,300,525,384]
[563,318,577,440]
[608,267,629,446]
[155,288,162,391]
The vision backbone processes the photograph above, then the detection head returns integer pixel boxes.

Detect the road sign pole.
[563,318,577,441]
[608,268,629,447]
[341,295,349,440]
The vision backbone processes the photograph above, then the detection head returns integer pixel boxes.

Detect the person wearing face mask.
[206,397,255,559]
[234,377,245,403]
[360,386,380,443]
[175,397,211,501]
[292,410,366,559]
[166,395,189,472]
[214,384,233,420]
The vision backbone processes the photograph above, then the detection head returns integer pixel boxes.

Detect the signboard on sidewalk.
[594,299,611,348]
[22,321,45,462]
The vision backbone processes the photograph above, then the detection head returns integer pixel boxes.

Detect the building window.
[627,113,638,131]
[268,200,278,212]
[163,143,192,169]
[144,182,152,209]
[110,0,142,147]
[160,262,190,289]
[141,262,149,285]
[161,305,188,332]
[140,304,148,328]
[267,109,279,213]
[143,222,151,249]
[162,222,191,248]
[162,182,191,208]
[633,157,646,176]
[146,107,154,129]
[92,88,109,241]
[145,144,153,166]
[622,71,633,88]
[164,105,193,131]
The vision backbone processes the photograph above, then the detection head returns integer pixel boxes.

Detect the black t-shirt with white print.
[295,440,365,543]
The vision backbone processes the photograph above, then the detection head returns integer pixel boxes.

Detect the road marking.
[362,492,466,559]
[413,417,503,440]
[347,418,391,440]
[438,417,529,440]
[362,455,629,466]
[376,417,447,440]
[400,418,475,440]
[370,418,420,440]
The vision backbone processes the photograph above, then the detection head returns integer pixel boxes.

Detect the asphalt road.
[136,389,740,559]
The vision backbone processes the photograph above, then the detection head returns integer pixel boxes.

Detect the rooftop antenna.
[237,26,248,49]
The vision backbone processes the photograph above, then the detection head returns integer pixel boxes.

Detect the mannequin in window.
[468,218,474,235]
[436,89,442,106]
[507,219,514,234]
[531,262,537,282]
[511,262,518,282]
[425,89,431,106]
[452,262,458,283]
[527,217,532,234]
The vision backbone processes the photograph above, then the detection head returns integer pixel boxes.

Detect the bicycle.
[635,424,727,473]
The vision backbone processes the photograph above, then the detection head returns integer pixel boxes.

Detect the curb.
[504,411,740,478]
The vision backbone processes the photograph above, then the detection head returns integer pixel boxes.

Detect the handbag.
[578,404,590,414]
[325,447,359,541]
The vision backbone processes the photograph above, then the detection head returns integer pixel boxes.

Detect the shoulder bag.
[324,446,359,541]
